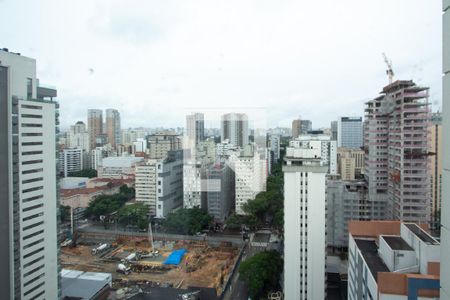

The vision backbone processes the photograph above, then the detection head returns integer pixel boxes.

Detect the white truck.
[116,263,131,275]
[91,243,109,255]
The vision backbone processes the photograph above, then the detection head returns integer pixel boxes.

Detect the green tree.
[60,205,70,223]
[84,184,136,219]
[69,169,97,178]
[239,250,283,298]
[225,213,257,230]
[117,203,149,229]
[164,208,213,235]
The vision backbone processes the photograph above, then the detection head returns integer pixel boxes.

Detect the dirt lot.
[61,239,239,293]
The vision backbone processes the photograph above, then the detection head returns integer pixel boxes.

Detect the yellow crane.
[382,53,395,84]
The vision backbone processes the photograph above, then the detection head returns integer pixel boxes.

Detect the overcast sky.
[0,0,442,129]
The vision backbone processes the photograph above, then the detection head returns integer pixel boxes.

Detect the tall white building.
[186,112,205,147]
[136,151,184,218]
[0,49,59,299]
[269,135,281,161]
[337,116,363,149]
[135,160,158,215]
[235,144,267,215]
[220,113,249,147]
[183,161,206,210]
[67,121,89,152]
[59,148,84,177]
[216,139,238,157]
[121,128,147,146]
[156,150,184,218]
[441,1,450,298]
[283,134,336,300]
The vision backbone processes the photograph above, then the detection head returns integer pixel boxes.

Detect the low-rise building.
[98,156,144,178]
[348,221,440,300]
[60,178,133,209]
[61,269,111,300]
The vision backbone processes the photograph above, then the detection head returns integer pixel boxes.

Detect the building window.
[27,78,33,99]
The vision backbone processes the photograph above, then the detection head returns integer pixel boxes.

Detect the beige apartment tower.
[88,109,103,150]
[106,109,121,149]
[337,148,364,180]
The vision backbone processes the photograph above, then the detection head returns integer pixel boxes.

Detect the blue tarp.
[163,249,187,265]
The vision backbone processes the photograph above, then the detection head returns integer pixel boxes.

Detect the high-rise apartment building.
[135,160,158,215]
[186,113,205,146]
[147,131,181,159]
[291,118,312,138]
[235,144,267,215]
[429,113,442,228]
[0,49,59,299]
[105,109,121,149]
[206,162,235,222]
[441,1,450,298]
[337,147,365,180]
[364,80,431,224]
[269,135,281,161]
[326,180,370,248]
[121,128,147,146]
[220,113,249,147]
[59,148,84,177]
[348,221,440,300]
[330,120,338,141]
[135,153,184,219]
[67,121,89,152]
[337,116,363,149]
[156,150,184,218]
[183,160,206,210]
[87,109,103,150]
[283,134,335,300]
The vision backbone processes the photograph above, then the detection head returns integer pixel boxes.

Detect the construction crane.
[382,53,395,84]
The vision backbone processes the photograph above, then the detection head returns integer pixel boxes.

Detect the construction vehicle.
[116,263,131,275]
[91,243,109,255]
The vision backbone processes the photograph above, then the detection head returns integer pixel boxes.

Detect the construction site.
[61,235,242,296]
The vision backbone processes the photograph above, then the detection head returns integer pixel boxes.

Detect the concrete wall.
[0,62,12,300]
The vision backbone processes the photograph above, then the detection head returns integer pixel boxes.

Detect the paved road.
[222,243,249,300]
[77,223,245,245]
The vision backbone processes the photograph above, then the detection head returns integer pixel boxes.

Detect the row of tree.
[239,250,283,299]
[163,207,213,235]
[84,184,135,219]
[68,169,98,178]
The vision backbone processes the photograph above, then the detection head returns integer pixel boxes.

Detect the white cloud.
[0,0,442,129]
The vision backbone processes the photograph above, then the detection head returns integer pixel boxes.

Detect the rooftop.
[404,223,439,245]
[381,236,413,251]
[354,239,389,282]
[61,269,111,300]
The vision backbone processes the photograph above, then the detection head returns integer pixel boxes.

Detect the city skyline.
[0,0,442,129]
